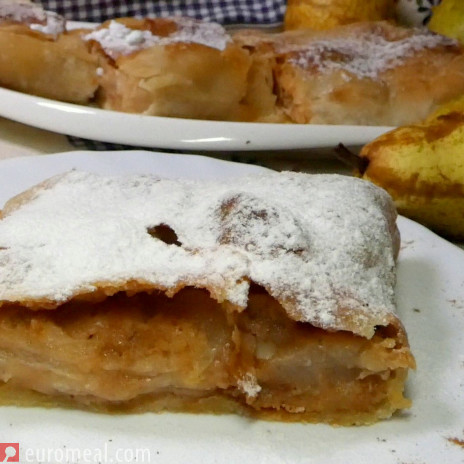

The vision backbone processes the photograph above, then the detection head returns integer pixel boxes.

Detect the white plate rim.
[0,84,394,152]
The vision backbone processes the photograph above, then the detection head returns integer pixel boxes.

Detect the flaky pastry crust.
[0,2,98,103]
[234,21,464,126]
[85,17,252,121]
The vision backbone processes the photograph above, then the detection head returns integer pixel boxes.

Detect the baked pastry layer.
[0,287,412,424]
[234,21,464,126]
[0,2,98,103]
[0,171,414,424]
[1,2,462,128]
[84,17,252,121]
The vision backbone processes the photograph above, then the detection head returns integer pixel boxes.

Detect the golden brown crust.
[88,17,252,121]
[234,22,464,126]
[0,170,402,339]
[1,9,462,129]
[0,24,98,103]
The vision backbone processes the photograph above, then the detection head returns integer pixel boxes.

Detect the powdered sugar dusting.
[0,171,399,338]
[84,21,160,59]
[169,16,231,50]
[0,2,46,24]
[0,2,65,36]
[84,18,231,59]
[237,373,262,398]
[29,11,65,36]
[286,28,457,79]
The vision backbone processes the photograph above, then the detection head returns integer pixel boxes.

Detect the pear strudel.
[233,21,464,126]
[83,17,252,121]
[0,1,98,103]
[0,171,415,425]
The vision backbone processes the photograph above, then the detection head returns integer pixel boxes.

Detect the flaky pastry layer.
[0,3,98,103]
[234,21,464,126]
[85,17,252,121]
[0,287,414,425]
[2,1,464,127]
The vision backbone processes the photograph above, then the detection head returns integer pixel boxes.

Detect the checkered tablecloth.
[34,0,286,26]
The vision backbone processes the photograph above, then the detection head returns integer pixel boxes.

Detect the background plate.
[1,151,464,464]
[0,86,394,152]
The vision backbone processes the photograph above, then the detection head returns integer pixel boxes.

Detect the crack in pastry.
[0,171,414,425]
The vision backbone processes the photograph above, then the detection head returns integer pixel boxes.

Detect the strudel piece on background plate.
[0,171,415,425]
[233,21,464,126]
[0,1,98,103]
[83,17,252,121]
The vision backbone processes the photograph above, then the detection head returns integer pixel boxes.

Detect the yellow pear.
[359,99,464,240]
[284,0,397,31]
[429,0,464,43]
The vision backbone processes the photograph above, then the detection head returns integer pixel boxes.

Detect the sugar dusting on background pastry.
[84,17,231,59]
[0,171,399,338]
[285,27,458,79]
[0,1,65,36]
[0,2,47,24]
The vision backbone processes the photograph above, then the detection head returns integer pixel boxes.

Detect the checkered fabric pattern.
[67,136,191,152]
[34,0,286,26]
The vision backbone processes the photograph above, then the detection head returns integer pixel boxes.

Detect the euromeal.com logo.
[0,443,154,463]
[0,444,19,462]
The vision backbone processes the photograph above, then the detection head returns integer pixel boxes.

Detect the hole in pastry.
[374,324,402,346]
[249,282,269,295]
[147,224,181,246]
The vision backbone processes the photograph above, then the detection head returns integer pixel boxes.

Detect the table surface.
[0,117,75,159]
[0,116,356,170]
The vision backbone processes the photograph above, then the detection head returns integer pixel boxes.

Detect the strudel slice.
[234,21,464,126]
[0,171,415,425]
[83,17,252,121]
[0,1,98,103]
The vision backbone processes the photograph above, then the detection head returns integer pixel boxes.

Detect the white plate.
[1,151,464,464]
[0,86,394,152]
